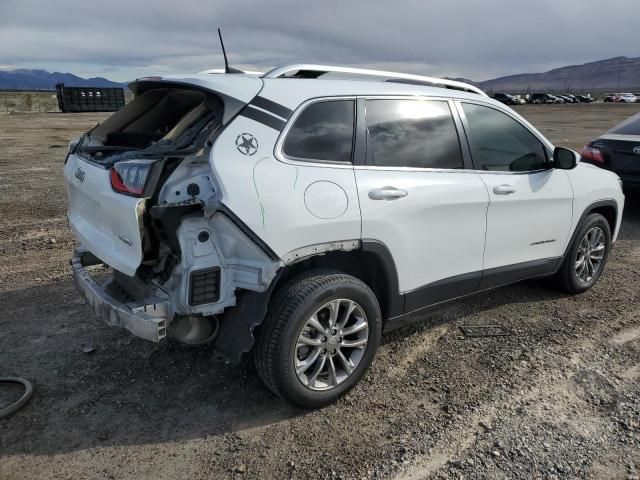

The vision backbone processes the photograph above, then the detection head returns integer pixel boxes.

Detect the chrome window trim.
[360,94,451,101]
[353,165,478,174]
[274,94,553,174]
[275,94,462,170]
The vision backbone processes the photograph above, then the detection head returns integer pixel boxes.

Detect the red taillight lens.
[580,145,605,164]
[110,160,155,196]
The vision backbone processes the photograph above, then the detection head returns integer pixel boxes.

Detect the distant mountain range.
[0,69,125,90]
[449,57,640,93]
[2,56,640,92]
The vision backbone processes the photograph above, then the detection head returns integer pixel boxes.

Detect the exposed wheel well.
[275,250,397,320]
[588,204,616,235]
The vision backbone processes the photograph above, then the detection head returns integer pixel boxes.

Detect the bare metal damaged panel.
[162,213,282,317]
[282,240,360,265]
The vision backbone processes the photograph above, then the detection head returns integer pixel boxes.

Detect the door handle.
[368,186,408,201]
[493,184,516,195]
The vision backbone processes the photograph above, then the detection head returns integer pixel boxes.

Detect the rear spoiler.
[129,74,263,103]
[128,74,263,125]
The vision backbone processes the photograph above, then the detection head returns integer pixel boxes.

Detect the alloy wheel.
[575,226,606,284]
[294,299,369,391]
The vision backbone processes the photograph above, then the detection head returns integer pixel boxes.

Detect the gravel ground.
[0,104,639,480]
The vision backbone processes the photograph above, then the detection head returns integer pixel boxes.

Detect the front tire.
[554,213,611,294]
[254,270,382,408]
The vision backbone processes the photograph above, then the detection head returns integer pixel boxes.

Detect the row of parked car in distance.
[493,92,596,105]
[603,93,639,103]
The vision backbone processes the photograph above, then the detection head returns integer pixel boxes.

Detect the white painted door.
[356,169,489,292]
[458,101,573,270]
[479,170,573,269]
[355,98,489,293]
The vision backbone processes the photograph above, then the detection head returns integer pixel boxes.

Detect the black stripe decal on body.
[240,105,285,131]
[249,96,292,119]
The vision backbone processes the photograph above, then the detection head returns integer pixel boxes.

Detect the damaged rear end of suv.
[65,74,282,360]
[66,65,623,409]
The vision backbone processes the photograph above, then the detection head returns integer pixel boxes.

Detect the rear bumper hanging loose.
[71,246,169,342]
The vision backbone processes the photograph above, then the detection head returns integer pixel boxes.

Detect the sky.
[1,0,639,82]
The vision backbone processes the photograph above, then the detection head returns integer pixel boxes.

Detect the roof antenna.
[218,28,243,74]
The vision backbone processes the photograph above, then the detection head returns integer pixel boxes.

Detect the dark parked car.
[493,93,518,105]
[581,112,640,191]
[529,93,555,104]
[576,95,594,103]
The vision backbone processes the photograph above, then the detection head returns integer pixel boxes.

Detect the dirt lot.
[1,104,639,480]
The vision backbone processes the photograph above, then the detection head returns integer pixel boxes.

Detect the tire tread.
[554,213,611,294]
[254,270,376,402]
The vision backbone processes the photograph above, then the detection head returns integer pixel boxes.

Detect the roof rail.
[198,68,264,76]
[262,64,487,96]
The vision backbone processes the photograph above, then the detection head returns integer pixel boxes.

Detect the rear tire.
[254,270,382,408]
[554,213,611,294]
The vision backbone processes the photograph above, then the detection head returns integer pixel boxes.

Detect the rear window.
[85,87,222,156]
[283,100,355,163]
[610,112,640,135]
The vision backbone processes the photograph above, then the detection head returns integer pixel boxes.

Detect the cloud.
[1,0,638,81]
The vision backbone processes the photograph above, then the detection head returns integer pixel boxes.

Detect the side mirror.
[553,147,577,170]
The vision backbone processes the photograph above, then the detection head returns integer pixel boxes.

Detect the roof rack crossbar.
[262,64,487,96]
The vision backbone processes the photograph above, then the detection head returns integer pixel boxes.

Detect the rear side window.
[462,103,548,172]
[365,99,463,169]
[610,112,640,135]
[283,100,355,162]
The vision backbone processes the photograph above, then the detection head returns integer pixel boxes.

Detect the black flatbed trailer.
[55,83,125,112]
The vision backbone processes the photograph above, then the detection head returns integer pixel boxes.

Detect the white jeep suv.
[64,64,624,408]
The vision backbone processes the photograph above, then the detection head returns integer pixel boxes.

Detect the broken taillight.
[110,160,156,196]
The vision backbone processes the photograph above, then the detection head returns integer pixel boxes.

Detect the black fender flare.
[556,198,618,269]
[361,239,404,318]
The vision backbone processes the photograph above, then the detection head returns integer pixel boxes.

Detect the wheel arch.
[588,202,617,237]
[273,240,403,321]
[562,199,618,263]
[216,240,402,361]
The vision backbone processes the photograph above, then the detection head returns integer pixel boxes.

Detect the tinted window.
[365,99,463,169]
[462,103,548,172]
[610,112,640,135]
[283,100,354,162]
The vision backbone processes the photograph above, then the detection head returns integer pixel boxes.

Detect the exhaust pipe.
[170,315,219,346]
